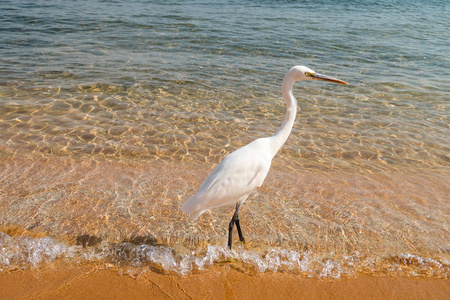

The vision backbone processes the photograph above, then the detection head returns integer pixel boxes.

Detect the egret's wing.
[202,152,270,201]
[186,139,272,215]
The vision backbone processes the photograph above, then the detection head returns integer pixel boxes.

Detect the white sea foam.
[0,232,103,270]
[0,232,448,278]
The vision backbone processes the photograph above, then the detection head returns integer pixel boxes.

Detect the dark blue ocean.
[0,0,448,277]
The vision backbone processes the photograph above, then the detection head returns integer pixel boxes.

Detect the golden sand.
[1,263,448,300]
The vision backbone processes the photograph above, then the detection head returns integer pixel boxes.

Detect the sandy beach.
[1,263,448,300]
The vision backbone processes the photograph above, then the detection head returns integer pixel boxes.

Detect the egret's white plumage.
[182,137,272,219]
[181,66,347,248]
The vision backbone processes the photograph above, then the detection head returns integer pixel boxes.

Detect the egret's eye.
[305,72,314,77]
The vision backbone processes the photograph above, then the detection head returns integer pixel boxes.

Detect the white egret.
[181,66,347,248]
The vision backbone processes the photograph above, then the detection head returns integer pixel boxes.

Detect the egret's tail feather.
[181,196,206,220]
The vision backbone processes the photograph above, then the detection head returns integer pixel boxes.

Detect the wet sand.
[0,263,448,300]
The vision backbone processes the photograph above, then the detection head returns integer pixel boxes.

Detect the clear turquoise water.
[0,0,449,277]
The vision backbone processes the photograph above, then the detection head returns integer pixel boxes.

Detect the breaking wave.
[1,232,448,279]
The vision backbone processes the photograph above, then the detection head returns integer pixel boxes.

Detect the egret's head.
[288,65,348,84]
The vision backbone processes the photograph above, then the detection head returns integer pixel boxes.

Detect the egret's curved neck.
[269,74,298,158]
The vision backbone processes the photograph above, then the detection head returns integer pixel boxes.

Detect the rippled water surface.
[0,0,449,277]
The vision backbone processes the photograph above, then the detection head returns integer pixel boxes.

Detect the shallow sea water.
[0,0,449,278]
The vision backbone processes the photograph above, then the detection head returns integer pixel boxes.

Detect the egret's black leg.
[228,218,234,249]
[228,203,245,249]
[235,217,245,243]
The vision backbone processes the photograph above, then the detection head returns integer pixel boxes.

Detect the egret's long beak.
[310,73,348,85]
